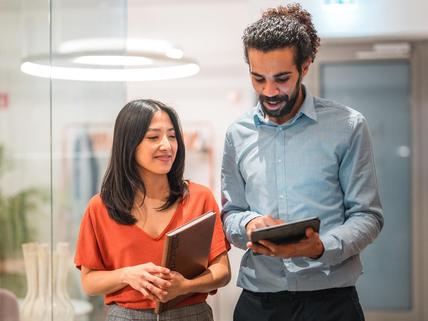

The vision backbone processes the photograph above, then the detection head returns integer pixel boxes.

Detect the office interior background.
[0,0,427,320]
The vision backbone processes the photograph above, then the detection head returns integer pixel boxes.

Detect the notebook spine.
[167,235,179,270]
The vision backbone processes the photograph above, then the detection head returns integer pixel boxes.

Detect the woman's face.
[135,111,178,178]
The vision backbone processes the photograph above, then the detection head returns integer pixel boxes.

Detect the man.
[221,3,384,321]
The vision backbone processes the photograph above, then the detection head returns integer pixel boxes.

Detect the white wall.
[250,0,428,39]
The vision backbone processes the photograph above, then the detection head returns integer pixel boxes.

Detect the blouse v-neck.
[132,200,183,240]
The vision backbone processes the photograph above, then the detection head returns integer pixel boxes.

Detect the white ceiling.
[1,0,427,73]
[2,0,428,39]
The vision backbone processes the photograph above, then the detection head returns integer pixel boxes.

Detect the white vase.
[20,243,38,321]
[21,242,75,321]
[32,243,51,321]
[54,242,74,321]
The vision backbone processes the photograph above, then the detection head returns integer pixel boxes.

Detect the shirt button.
[279,195,284,199]
[278,159,282,163]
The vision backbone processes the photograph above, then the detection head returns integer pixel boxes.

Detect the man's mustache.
[259,94,289,104]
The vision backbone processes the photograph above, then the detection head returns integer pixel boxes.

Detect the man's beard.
[259,76,302,119]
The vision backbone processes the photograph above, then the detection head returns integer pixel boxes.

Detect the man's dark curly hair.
[242,3,320,72]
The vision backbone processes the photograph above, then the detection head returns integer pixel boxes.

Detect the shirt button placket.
[276,127,287,218]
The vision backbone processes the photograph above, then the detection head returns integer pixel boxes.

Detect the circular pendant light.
[20,38,200,82]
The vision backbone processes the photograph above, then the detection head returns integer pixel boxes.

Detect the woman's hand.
[156,252,231,303]
[157,271,190,303]
[121,262,172,300]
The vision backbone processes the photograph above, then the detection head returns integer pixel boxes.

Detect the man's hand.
[246,215,284,240]
[247,227,324,259]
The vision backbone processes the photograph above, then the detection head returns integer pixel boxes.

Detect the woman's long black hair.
[100,99,186,225]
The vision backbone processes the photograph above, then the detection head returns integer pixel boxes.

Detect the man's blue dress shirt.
[221,88,384,292]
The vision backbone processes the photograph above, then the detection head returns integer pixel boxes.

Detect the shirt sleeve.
[318,114,384,266]
[221,132,262,250]
[204,190,231,263]
[74,201,107,271]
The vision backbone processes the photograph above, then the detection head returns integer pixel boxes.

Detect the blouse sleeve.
[74,200,107,271]
[204,191,231,263]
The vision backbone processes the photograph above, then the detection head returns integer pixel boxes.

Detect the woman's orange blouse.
[74,181,230,309]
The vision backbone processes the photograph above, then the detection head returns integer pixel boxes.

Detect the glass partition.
[0,1,216,319]
[1,1,128,320]
[51,2,127,320]
[0,0,51,306]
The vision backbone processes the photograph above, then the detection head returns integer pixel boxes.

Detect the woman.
[74,99,231,321]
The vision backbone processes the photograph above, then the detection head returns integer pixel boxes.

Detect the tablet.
[250,217,320,245]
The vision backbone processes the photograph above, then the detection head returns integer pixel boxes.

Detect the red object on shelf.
[0,92,9,109]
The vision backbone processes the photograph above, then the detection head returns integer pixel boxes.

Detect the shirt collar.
[253,85,318,127]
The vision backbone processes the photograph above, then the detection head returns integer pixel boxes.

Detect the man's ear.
[301,59,312,77]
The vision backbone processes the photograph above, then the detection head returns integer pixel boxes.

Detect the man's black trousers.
[233,286,365,321]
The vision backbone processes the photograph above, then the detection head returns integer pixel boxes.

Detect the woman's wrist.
[119,267,129,286]
[180,278,193,295]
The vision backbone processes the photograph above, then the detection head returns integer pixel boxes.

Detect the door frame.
[304,39,428,321]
